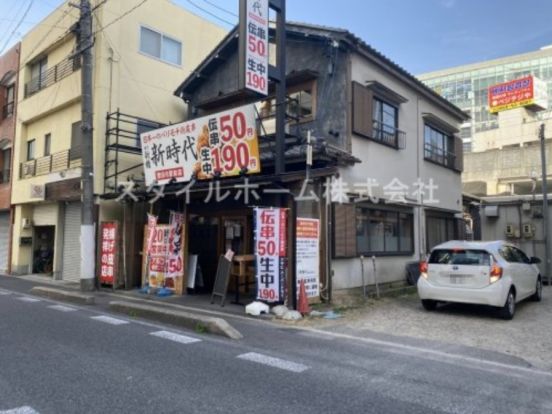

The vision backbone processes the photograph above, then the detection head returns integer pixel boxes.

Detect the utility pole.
[539,123,550,286]
[79,0,96,291]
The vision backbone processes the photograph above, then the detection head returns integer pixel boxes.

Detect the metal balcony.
[20,149,81,179]
[24,56,81,98]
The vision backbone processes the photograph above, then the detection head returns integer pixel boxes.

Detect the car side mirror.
[530,257,541,264]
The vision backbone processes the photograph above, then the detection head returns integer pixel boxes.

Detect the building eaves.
[175,21,469,122]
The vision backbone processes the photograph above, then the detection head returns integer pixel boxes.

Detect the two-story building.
[10,0,226,279]
[138,22,468,301]
[0,43,20,274]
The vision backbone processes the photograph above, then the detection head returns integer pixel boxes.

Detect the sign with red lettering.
[255,208,287,303]
[99,221,118,286]
[242,0,269,95]
[296,218,320,300]
[488,75,548,113]
[141,105,260,186]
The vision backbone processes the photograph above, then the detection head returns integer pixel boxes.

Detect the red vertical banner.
[99,221,118,286]
[167,211,185,279]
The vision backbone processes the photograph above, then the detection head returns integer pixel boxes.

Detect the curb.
[30,286,95,305]
[109,301,243,340]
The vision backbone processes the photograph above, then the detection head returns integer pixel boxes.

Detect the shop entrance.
[188,211,253,297]
[33,226,55,274]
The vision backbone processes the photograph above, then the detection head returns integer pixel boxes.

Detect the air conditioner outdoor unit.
[23,164,34,176]
[505,224,520,238]
[522,223,535,238]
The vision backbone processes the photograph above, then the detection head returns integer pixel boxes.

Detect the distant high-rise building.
[418,46,552,152]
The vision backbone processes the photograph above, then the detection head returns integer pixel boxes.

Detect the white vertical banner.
[244,0,269,95]
[296,218,320,300]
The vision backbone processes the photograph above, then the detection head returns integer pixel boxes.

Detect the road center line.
[16,297,41,303]
[237,352,309,373]
[90,315,129,325]
[0,407,40,414]
[48,305,77,312]
[149,330,201,344]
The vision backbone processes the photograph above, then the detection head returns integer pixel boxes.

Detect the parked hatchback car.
[417,241,542,319]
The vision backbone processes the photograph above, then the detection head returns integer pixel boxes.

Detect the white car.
[417,241,542,320]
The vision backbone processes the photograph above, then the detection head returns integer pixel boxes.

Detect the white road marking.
[90,315,129,325]
[0,407,40,414]
[149,330,201,345]
[48,305,77,312]
[300,327,552,379]
[237,352,309,373]
[0,290,10,295]
[16,297,41,303]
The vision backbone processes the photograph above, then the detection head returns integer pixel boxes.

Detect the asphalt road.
[0,286,551,414]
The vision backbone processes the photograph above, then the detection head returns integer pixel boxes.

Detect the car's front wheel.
[498,289,515,320]
[421,299,437,311]
[531,277,542,302]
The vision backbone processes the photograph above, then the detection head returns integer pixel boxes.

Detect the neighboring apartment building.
[155,22,467,297]
[11,0,226,278]
[0,43,20,274]
[418,46,552,152]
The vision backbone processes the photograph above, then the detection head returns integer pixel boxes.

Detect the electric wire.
[0,0,27,46]
[185,0,235,27]
[0,0,34,53]
[200,0,238,18]
[92,0,149,36]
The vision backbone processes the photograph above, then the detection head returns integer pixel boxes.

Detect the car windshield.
[429,249,491,266]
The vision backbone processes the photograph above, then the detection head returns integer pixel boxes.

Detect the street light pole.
[539,123,550,286]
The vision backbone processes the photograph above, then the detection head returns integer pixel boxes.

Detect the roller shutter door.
[62,202,81,281]
[0,212,9,274]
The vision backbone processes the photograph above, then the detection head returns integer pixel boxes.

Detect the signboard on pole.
[240,0,269,95]
[488,75,548,113]
[99,221,119,286]
[296,218,320,301]
[140,104,260,186]
[255,208,287,303]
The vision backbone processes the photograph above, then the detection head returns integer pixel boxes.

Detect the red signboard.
[488,75,534,113]
[99,221,119,285]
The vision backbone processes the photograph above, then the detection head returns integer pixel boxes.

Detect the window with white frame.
[140,26,182,66]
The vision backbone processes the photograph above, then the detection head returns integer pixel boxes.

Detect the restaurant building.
[125,22,468,304]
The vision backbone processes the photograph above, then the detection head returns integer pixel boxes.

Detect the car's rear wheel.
[421,299,437,311]
[531,277,542,302]
[498,289,515,320]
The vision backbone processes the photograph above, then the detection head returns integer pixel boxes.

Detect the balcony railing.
[24,56,81,98]
[20,149,81,179]
[424,142,456,168]
[371,120,406,149]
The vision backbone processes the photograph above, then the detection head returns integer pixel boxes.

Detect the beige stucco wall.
[10,0,227,273]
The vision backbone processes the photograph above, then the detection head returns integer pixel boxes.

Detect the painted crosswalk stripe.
[90,315,129,325]
[16,297,41,303]
[150,330,201,344]
[0,406,40,414]
[48,305,77,312]
[237,352,309,373]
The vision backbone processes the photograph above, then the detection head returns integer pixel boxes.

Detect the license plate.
[450,274,472,284]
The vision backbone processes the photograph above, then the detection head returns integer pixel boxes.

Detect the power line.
[201,0,238,18]
[0,0,34,53]
[92,0,150,36]
[0,0,27,46]
[185,0,236,27]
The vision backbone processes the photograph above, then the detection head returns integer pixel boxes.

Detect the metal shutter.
[62,202,81,281]
[0,213,9,274]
